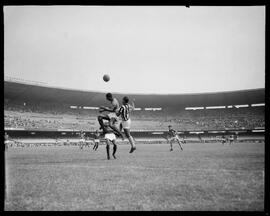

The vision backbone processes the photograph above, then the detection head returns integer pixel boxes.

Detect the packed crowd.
[4,102,265,131]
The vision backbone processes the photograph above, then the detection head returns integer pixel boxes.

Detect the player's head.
[122,96,129,104]
[168,125,172,128]
[106,93,113,101]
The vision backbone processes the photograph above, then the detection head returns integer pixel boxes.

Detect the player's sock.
[128,136,136,153]
[129,147,136,153]
[106,145,110,160]
[128,136,136,148]
[112,145,117,159]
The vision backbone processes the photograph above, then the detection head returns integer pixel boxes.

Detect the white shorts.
[94,139,100,143]
[105,133,116,142]
[121,118,131,129]
[79,139,85,142]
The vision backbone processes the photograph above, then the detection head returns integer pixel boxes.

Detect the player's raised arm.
[130,98,135,111]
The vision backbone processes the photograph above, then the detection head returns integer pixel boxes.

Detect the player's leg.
[176,136,183,150]
[109,119,124,140]
[169,139,173,151]
[92,138,96,150]
[122,119,136,153]
[96,140,100,150]
[119,122,123,132]
[112,140,117,159]
[106,140,110,160]
[123,128,136,153]
[93,141,98,150]
[168,137,173,151]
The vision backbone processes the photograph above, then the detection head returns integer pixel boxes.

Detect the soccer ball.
[103,74,110,82]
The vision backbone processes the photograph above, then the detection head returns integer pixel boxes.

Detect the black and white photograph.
[4,5,265,211]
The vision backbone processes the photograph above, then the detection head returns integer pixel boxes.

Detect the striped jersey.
[118,104,132,121]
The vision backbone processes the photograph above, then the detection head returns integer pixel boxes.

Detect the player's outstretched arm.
[100,106,118,113]
[130,98,135,111]
[99,106,113,112]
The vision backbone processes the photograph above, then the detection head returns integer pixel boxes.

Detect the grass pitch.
[5,142,264,211]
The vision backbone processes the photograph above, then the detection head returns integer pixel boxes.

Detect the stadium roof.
[4,81,265,108]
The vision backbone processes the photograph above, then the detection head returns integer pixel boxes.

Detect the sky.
[4,6,265,94]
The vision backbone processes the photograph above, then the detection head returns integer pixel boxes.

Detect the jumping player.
[93,130,100,151]
[167,125,183,151]
[116,96,136,153]
[103,123,118,160]
[98,93,124,140]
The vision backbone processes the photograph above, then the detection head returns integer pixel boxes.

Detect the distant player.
[79,130,86,150]
[221,135,226,145]
[4,132,9,151]
[229,135,234,145]
[98,93,124,139]
[167,125,183,151]
[93,130,100,151]
[103,123,118,160]
[116,96,136,153]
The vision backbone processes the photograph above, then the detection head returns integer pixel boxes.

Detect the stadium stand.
[4,80,265,132]
[4,102,264,131]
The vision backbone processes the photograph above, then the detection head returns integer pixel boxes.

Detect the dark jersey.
[168,129,177,137]
[94,133,100,139]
